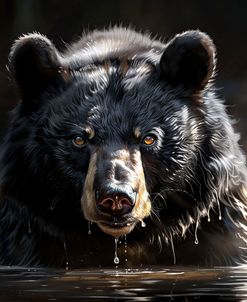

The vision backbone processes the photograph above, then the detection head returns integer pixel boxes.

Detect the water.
[88,221,92,235]
[114,238,120,265]
[194,220,199,245]
[140,220,146,228]
[63,241,69,271]
[1,266,247,301]
[124,235,128,265]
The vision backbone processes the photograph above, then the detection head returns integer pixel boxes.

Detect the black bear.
[0,27,246,267]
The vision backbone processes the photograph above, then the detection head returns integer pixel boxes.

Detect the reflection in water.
[0,266,247,301]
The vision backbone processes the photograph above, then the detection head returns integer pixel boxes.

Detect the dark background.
[0,0,247,149]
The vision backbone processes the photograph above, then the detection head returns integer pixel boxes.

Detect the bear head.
[3,29,219,240]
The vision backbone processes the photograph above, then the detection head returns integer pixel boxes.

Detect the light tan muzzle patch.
[81,148,152,237]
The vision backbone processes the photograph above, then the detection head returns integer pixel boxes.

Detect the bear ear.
[160,30,216,91]
[9,33,69,107]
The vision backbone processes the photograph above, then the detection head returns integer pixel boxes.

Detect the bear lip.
[97,221,136,237]
[100,221,133,228]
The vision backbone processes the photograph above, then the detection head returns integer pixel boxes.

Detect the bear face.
[1,28,246,267]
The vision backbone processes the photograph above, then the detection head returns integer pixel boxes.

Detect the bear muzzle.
[81,147,151,237]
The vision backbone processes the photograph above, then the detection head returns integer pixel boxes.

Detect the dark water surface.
[1,266,247,301]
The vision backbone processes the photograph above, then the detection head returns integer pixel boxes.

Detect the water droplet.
[114,237,119,266]
[216,198,222,221]
[140,220,146,228]
[65,261,69,270]
[50,198,58,211]
[124,235,128,266]
[88,221,92,235]
[207,210,211,222]
[194,219,199,245]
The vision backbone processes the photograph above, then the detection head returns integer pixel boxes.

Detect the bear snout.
[95,185,137,216]
[81,147,151,237]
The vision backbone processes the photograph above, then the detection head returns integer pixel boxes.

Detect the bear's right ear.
[9,33,69,107]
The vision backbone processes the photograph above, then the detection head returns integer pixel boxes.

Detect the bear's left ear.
[9,33,69,108]
[160,30,216,91]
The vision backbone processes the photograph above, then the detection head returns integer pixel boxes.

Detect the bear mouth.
[97,219,137,237]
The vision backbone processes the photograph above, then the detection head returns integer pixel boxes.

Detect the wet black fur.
[0,28,246,267]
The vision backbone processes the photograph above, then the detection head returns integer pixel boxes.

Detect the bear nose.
[96,186,136,216]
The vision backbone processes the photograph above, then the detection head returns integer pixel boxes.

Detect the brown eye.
[72,136,86,147]
[143,135,157,146]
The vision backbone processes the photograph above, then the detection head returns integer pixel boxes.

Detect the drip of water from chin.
[114,237,120,266]
[124,234,128,269]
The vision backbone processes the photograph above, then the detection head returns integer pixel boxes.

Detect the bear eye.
[72,136,87,148]
[142,135,157,146]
